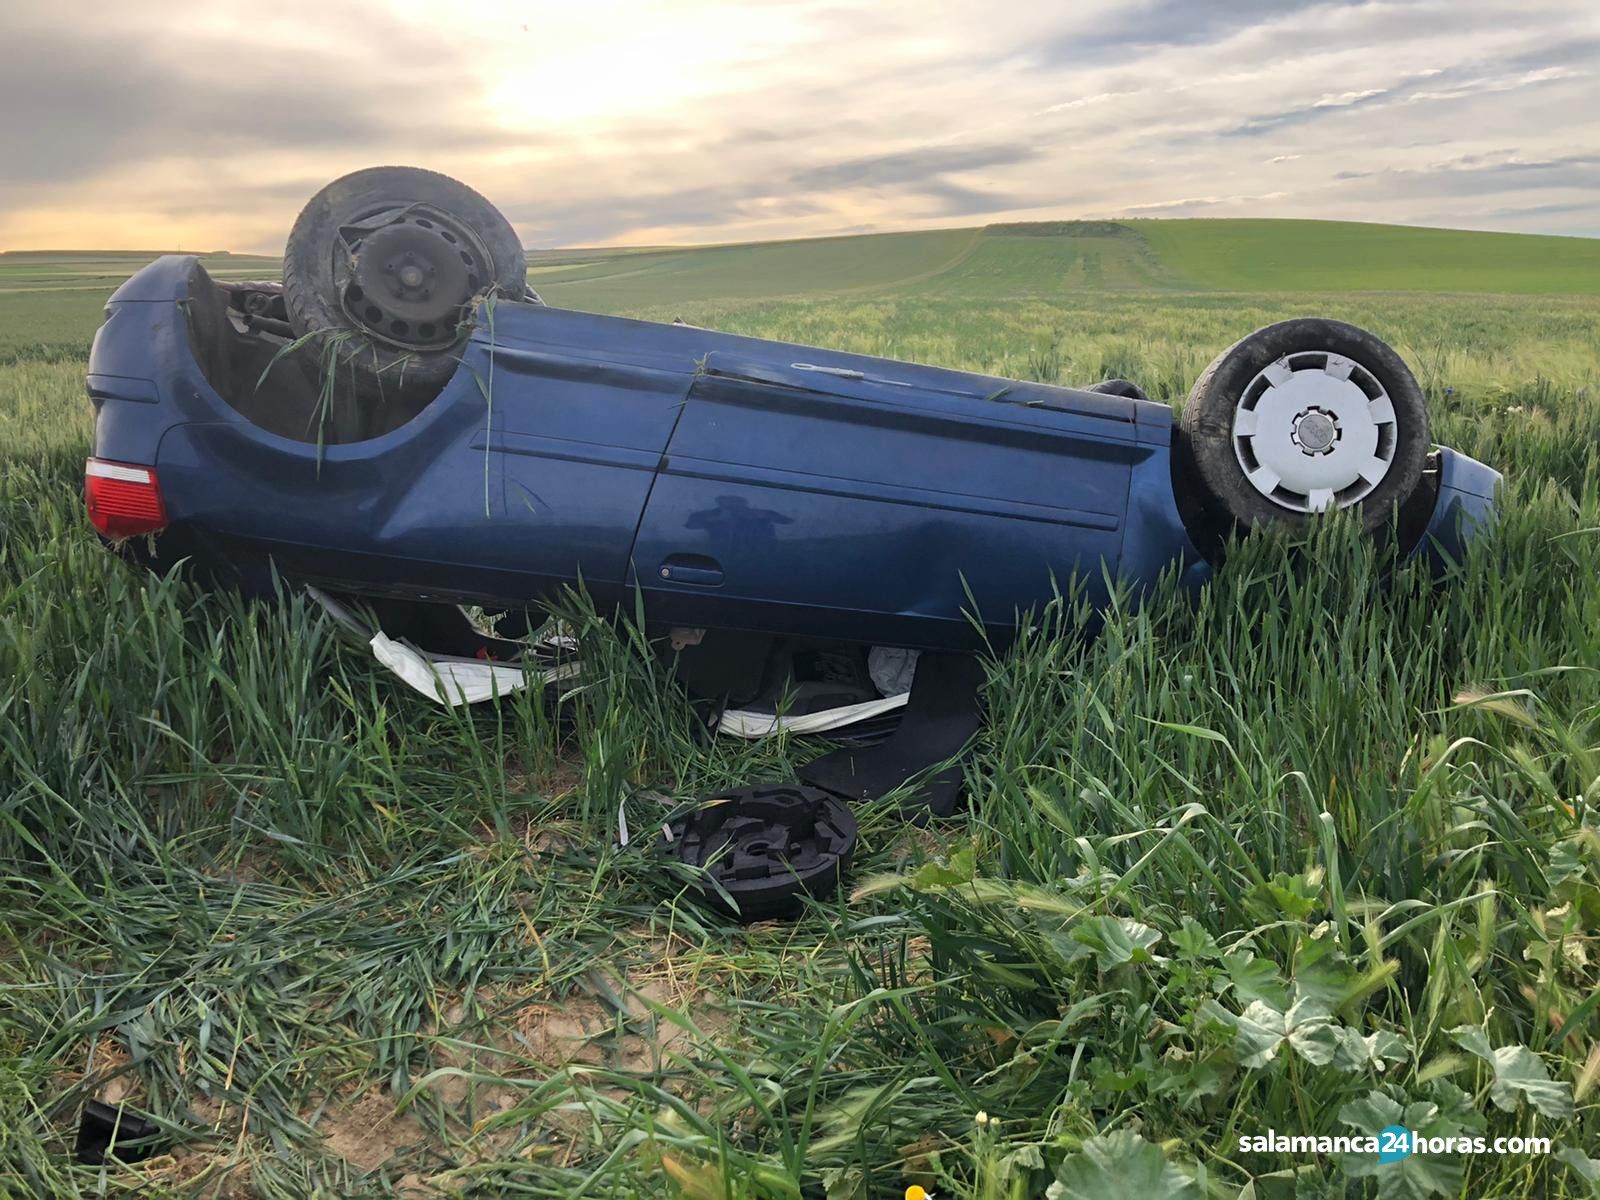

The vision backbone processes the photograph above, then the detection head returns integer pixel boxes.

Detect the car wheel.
[1086,378,1150,400]
[1178,318,1430,531]
[282,166,527,412]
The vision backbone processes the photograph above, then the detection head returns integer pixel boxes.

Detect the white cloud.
[1312,88,1387,108]
[1040,92,1126,114]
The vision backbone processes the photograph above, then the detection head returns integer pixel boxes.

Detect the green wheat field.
[2,219,1599,1198]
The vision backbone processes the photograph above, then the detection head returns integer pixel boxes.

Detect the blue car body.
[87,256,1500,650]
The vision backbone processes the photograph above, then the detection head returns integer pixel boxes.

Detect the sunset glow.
[3,0,1597,251]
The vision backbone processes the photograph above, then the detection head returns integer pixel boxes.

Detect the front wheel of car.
[1178,318,1431,532]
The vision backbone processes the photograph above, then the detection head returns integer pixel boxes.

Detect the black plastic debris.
[76,1099,163,1165]
[800,650,986,819]
[666,784,857,921]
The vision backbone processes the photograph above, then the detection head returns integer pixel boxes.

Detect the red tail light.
[85,458,168,538]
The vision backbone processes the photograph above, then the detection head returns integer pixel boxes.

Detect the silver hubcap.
[1232,351,1398,512]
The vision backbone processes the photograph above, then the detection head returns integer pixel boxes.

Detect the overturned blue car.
[85,168,1499,659]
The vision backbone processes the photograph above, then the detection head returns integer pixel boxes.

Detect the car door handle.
[658,554,724,586]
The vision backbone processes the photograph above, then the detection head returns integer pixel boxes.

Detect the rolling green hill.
[0,251,280,292]
[4,219,1596,361]
[525,218,1600,308]
[0,252,285,362]
[523,228,983,308]
[1132,219,1600,295]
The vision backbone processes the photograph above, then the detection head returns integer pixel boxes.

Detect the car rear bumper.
[1405,446,1501,574]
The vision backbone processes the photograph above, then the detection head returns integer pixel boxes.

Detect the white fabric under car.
[867,645,919,697]
[712,692,909,738]
[308,586,577,707]
[308,585,908,730]
[368,632,580,706]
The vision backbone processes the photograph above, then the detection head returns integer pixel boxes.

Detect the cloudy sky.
[2,0,1597,251]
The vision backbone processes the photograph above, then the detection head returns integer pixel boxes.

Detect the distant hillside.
[523,229,984,308]
[5,220,1596,360]
[0,250,249,259]
[525,219,1600,309]
[1130,219,1600,295]
[0,251,281,296]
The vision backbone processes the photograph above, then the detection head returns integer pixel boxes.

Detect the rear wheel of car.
[281,166,527,419]
[1178,318,1430,532]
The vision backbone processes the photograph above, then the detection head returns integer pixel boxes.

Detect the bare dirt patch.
[317,1087,427,1173]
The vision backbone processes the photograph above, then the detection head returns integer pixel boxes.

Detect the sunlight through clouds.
[0,0,1596,249]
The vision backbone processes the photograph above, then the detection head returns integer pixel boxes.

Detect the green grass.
[2,228,1600,1197]
[0,252,281,364]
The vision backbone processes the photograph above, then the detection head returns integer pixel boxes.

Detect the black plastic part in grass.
[665,784,857,921]
[800,650,987,818]
[75,1101,162,1166]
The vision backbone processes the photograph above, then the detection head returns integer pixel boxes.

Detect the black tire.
[282,166,526,413]
[1178,318,1430,532]
[1085,378,1150,401]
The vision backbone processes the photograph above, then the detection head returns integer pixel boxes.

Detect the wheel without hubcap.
[337,203,495,352]
[281,166,528,437]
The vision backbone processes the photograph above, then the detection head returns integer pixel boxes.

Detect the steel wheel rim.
[1231,350,1399,512]
[331,202,493,351]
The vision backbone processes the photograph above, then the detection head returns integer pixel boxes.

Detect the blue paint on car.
[86,256,1498,649]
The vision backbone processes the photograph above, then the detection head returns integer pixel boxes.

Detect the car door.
[628,350,1143,648]
[414,307,696,606]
